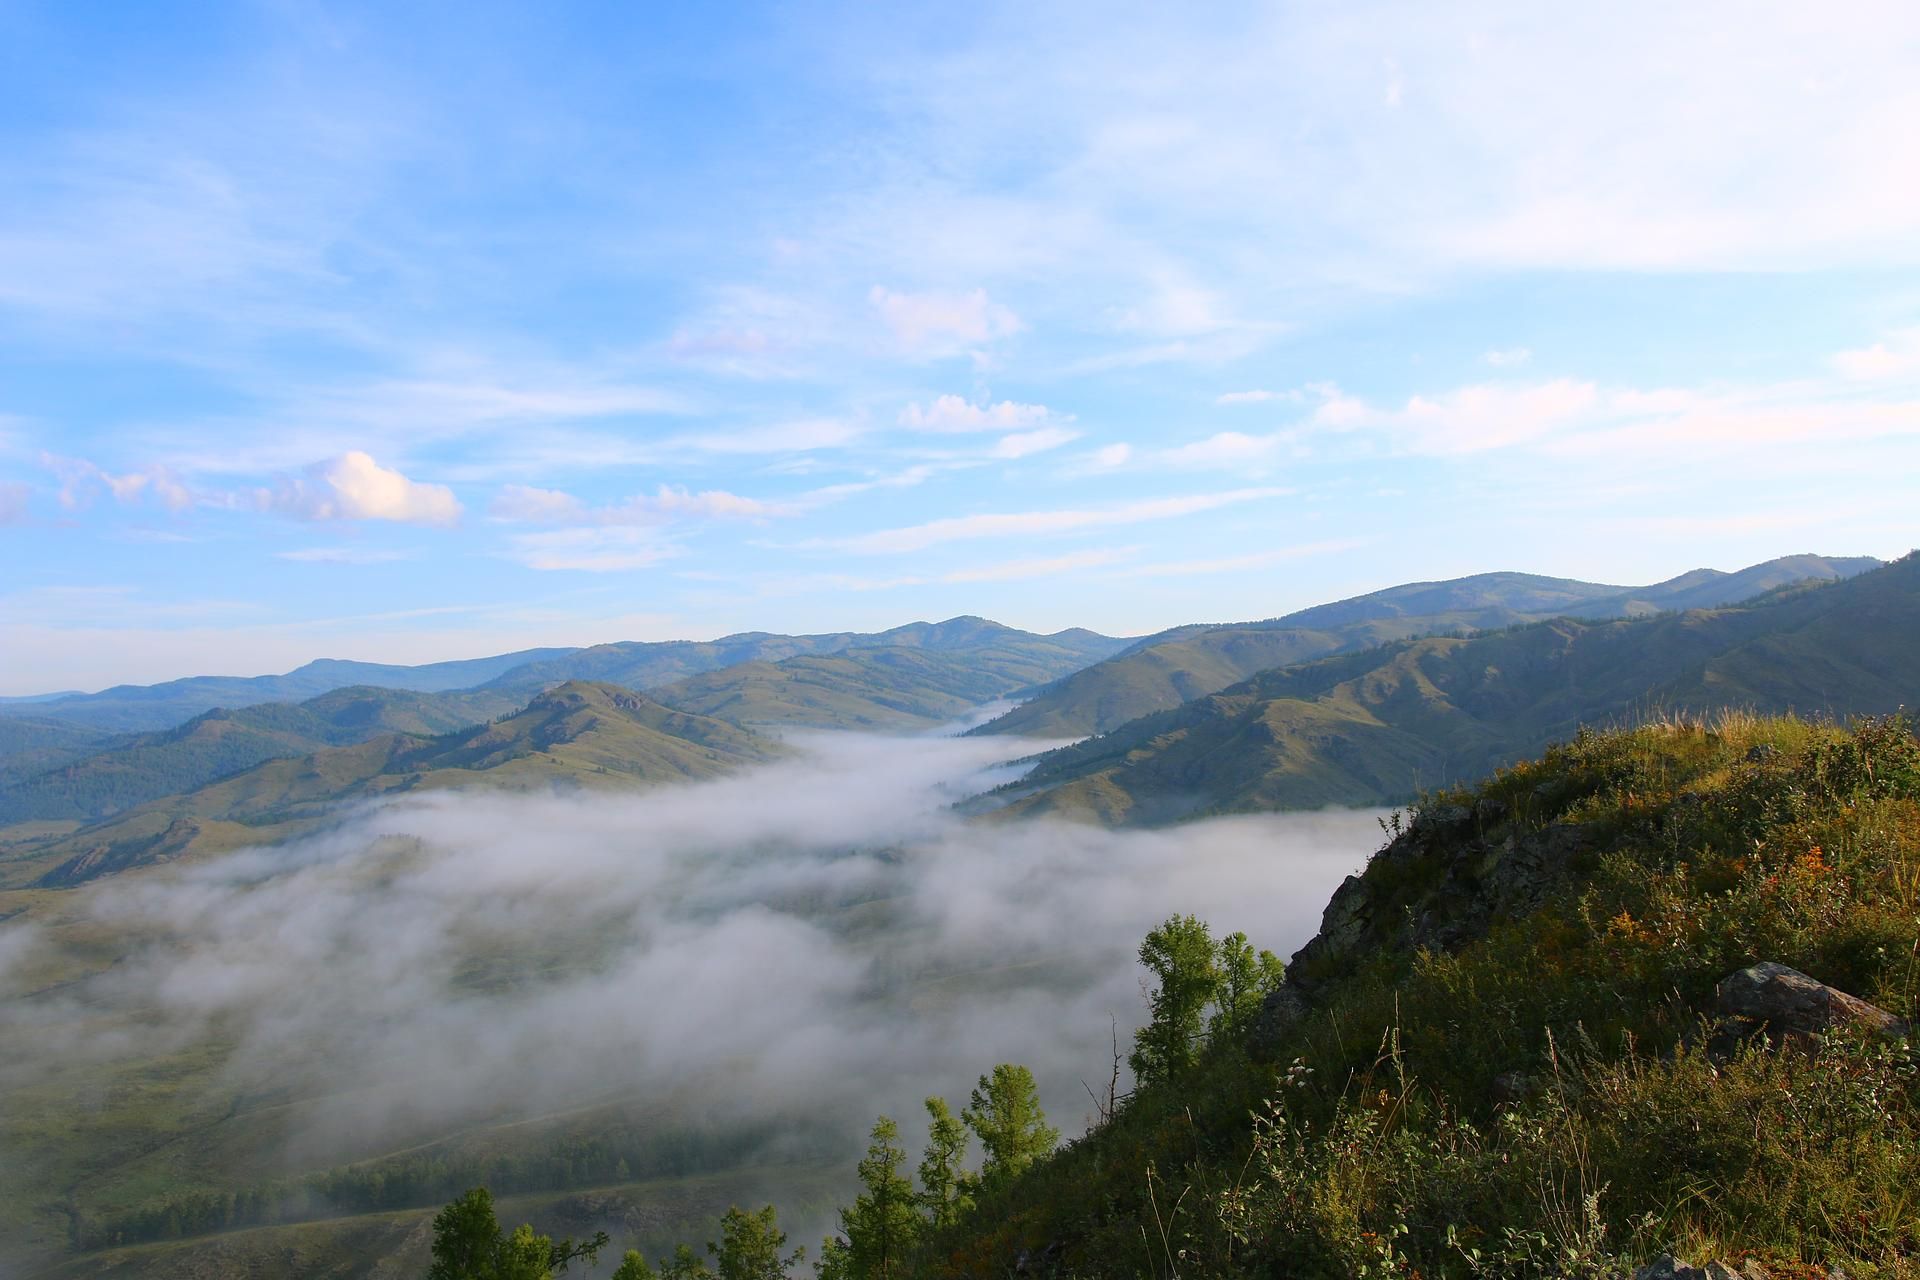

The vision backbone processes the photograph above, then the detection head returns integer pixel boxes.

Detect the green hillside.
[0,684,525,826]
[974,554,1879,739]
[989,553,1920,825]
[0,715,109,773]
[481,617,1127,697]
[650,633,1130,730]
[910,714,1920,1276]
[14,682,776,887]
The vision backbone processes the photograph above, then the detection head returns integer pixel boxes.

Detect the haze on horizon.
[2,1,1919,694]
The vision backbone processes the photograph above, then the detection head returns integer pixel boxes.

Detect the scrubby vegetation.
[921,713,1920,1276]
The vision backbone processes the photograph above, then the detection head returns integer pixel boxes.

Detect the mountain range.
[986,553,1919,825]
[971,554,1880,738]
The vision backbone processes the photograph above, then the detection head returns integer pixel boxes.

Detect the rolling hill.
[16,682,777,887]
[0,685,528,825]
[648,629,1129,730]
[985,552,1919,825]
[972,554,1880,739]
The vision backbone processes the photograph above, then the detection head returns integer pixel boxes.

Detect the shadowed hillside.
[973,554,1880,739]
[990,553,1918,825]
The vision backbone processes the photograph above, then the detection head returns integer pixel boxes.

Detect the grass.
[922,712,1920,1277]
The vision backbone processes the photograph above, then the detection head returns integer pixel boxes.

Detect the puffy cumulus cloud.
[1310,379,1602,454]
[1832,329,1920,381]
[265,451,461,526]
[898,394,1055,433]
[0,730,1381,1228]
[991,426,1082,459]
[870,286,1022,353]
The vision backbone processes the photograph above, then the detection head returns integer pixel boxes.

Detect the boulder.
[1709,961,1909,1057]
[1633,1257,1742,1280]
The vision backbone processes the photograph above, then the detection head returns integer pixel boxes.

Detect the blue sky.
[2,1,1918,693]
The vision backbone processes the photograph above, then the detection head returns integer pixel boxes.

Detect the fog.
[0,726,1383,1253]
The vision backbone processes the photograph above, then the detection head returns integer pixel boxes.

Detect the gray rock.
[1633,1257,1743,1280]
[1709,961,1909,1056]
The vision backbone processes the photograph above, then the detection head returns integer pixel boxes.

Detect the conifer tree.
[916,1096,971,1230]
[962,1065,1059,1192]
[836,1116,919,1279]
[710,1204,803,1280]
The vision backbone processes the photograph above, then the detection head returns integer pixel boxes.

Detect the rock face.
[1708,961,1909,1056]
[1632,1257,1745,1280]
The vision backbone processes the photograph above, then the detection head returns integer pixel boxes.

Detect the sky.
[2,0,1918,694]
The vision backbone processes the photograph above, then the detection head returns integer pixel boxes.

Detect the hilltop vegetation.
[916,712,1920,1276]
[991,554,1920,825]
[975,555,1879,739]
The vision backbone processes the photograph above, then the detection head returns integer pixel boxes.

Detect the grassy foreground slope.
[924,714,1920,1277]
[974,554,1880,739]
[9,682,775,887]
[993,553,1920,826]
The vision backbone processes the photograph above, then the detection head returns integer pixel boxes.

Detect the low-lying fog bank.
[0,726,1384,1258]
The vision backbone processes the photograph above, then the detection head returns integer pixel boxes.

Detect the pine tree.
[962,1065,1059,1192]
[839,1116,919,1278]
[916,1096,971,1230]
[710,1204,803,1280]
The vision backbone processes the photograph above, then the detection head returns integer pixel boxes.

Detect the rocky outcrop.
[1632,1255,1849,1280]
[1707,961,1909,1057]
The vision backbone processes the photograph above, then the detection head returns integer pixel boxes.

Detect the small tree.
[1211,929,1285,1038]
[710,1204,803,1280]
[426,1187,607,1280]
[962,1065,1059,1192]
[658,1243,714,1280]
[1130,914,1221,1085]
[611,1251,658,1280]
[839,1116,919,1279]
[916,1096,971,1230]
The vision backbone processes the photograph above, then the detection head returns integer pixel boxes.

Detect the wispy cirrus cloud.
[898,395,1055,433]
[869,286,1022,355]
[491,483,785,525]
[825,487,1290,554]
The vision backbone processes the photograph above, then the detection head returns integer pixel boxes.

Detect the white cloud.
[504,526,679,572]
[1314,379,1602,454]
[1832,329,1920,380]
[1484,347,1533,367]
[0,481,28,523]
[275,546,412,565]
[898,395,1055,433]
[943,547,1134,582]
[493,483,784,526]
[40,453,195,512]
[263,452,462,526]
[869,286,1022,353]
[1216,389,1288,405]
[1087,442,1133,469]
[992,426,1082,459]
[670,418,863,454]
[1158,430,1289,469]
[830,486,1290,554]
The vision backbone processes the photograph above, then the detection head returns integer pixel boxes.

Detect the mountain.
[17,683,776,887]
[649,630,1131,730]
[972,554,1881,739]
[986,553,1919,825]
[0,648,579,734]
[0,716,110,772]
[0,685,527,825]
[476,617,1128,697]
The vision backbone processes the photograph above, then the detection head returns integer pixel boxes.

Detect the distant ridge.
[984,553,1917,826]
[971,554,1882,739]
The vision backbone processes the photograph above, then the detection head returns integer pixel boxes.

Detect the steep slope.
[650,633,1130,730]
[990,553,1919,825]
[0,648,578,734]
[921,716,1920,1277]
[24,683,775,886]
[0,685,525,825]
[974,554,1880,739]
